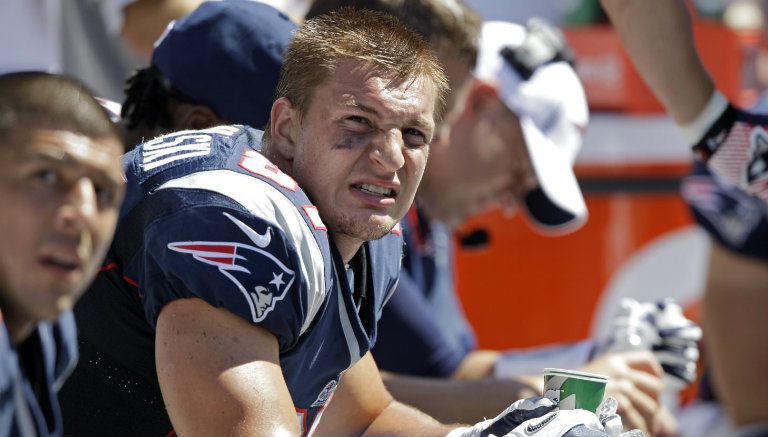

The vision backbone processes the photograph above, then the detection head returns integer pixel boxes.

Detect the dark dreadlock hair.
[121,65,199,132]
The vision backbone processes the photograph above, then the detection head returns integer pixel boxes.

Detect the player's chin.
[30,290,77,321]
[337,215,396,241]
[366,214,401,236]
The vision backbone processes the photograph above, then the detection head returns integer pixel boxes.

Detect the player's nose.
[55,177,99,233]
[369,129,406,173]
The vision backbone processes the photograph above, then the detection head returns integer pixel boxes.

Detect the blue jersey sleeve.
[694,105,768,202]
[682,160,768,260]
[372,269,468,377]
[139,204,311,351]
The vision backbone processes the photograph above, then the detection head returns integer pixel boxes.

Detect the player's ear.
[463,81,498,121]
[268,97,298,161]
[172,104,223,131]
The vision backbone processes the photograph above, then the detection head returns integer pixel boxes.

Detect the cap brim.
[519,117,587,234]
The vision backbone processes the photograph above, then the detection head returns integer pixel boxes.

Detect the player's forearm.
[704,242,768,426]
[361,399,461,437]
[450,349,499,379]
[600,0,715,124]
[382,372,538,424]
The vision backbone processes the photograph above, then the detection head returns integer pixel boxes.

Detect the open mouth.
[354,183,396,198]
[40,254,80,273]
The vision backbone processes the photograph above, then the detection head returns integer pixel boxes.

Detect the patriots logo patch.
[168,212,295,322]
[682,172,764,247]
[747,127,768,184]
[310,379,338,407]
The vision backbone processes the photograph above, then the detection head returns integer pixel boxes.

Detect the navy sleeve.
[138,204,310,351]
[372,269,468,377]
[682,160,768,260]
[695,105,768,202]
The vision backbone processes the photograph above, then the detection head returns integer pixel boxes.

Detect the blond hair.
[264,7,448,142]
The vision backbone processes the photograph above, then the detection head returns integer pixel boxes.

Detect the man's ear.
[463,80,498,120]
[267,97,299,161]
[172,104,224,130]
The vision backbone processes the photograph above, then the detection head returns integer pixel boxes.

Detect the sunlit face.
[418,90,537,229]
[0,127,124,339]
[286,61,437,254]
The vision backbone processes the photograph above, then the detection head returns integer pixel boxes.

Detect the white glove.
[505,409,605,436]
[446,396,557,437]
[447,396,644,437]
[598,298,702,387]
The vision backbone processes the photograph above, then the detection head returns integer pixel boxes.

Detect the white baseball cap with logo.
[474,20,589,234]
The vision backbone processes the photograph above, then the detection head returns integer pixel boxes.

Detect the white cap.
[474,20,589,234]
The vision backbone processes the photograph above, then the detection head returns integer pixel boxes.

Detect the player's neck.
[332,234,363,265]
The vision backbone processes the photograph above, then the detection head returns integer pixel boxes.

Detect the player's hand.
[446,396,557,437]
[581,350,666,436]
[651,299,702,387]
[598,298,702,387]
[446,396,645,437]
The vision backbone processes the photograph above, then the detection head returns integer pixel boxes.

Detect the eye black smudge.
[333,138,355,150]
[332,133,371,150]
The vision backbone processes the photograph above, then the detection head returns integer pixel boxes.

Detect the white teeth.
[358,184,393,197]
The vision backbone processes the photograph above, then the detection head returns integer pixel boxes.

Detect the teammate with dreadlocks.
[118,1,294,149]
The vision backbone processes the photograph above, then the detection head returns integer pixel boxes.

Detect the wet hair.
[306,0,480,70]
[264,7,449,143]
[0,71,120,143]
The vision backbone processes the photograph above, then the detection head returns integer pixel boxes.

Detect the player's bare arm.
[600,0,715,124]
[314,353,459,436]
[156,298,301,436]
[705,243,768,425]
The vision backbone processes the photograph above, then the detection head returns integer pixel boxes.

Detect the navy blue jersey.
[683,105,768,260]
[372,206,476,377]
[692,104,768,201]
[1,312,78,437]
[58,125,402,436]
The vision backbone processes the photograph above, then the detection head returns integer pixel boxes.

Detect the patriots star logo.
[168,212,295,322]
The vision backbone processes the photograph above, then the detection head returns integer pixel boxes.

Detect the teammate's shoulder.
[123,124,261,182]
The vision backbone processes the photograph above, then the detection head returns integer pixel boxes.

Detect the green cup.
[543,368,608,413]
